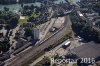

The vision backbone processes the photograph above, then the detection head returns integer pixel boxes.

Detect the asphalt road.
[5,15,71,66]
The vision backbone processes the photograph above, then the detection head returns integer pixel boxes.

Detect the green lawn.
[18,16,29,25]
[31,11,41,18]
[18,11,41,25]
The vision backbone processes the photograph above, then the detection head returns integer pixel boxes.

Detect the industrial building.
[34,28,40,40]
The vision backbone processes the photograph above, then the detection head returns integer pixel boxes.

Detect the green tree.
[0,41,10,52]
[21,3,24,8]
[4,7,9,11]
[52,63,57,66]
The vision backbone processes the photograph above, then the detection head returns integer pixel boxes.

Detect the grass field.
[18,11,41,25]
[31,11,41,18]
[18,16,29,25]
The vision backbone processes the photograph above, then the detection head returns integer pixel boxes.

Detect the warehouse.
[71,42,100,61]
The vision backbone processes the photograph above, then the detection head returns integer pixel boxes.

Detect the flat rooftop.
[71,42,100,59]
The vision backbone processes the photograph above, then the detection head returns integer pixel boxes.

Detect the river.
[0,0,80,13]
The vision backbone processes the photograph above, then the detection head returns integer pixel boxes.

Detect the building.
[77,11,86,20]
[14,38,28,50]
[34,28,40,40]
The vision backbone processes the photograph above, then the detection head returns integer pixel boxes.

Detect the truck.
[62,40,71,49]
